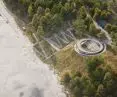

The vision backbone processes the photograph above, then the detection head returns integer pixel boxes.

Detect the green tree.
[97,32,107,40]
[28,4,33,16]
[73,18,87,37]
[83,82,96,97]
[79,6,87,19]
[61,72,71,85]
[95,84,105,97]
[86,56,104,72]
[89,23,100,36]
[36,26,45,36]
[92,68,105,83]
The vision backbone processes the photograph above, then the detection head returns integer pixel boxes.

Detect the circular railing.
[74,39,106,56]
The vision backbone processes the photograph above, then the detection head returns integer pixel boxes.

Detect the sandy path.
[0,1,65,97]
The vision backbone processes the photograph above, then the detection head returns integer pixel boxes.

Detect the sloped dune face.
[0,1,65,97]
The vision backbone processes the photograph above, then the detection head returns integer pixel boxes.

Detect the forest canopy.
[4,0,117,39]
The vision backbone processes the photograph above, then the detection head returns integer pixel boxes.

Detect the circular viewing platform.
[74,38,106,56]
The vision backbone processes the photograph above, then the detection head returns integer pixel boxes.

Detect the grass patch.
[54,43,85,75]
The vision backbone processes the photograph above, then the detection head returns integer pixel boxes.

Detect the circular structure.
[74,38,106,56]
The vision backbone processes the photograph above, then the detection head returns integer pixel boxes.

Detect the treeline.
[4,0,116,39]
[61,56,117,97]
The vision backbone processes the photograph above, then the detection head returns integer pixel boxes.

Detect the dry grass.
[54,43,86,75]
[103,51,117,73]
[52,42,117,76]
